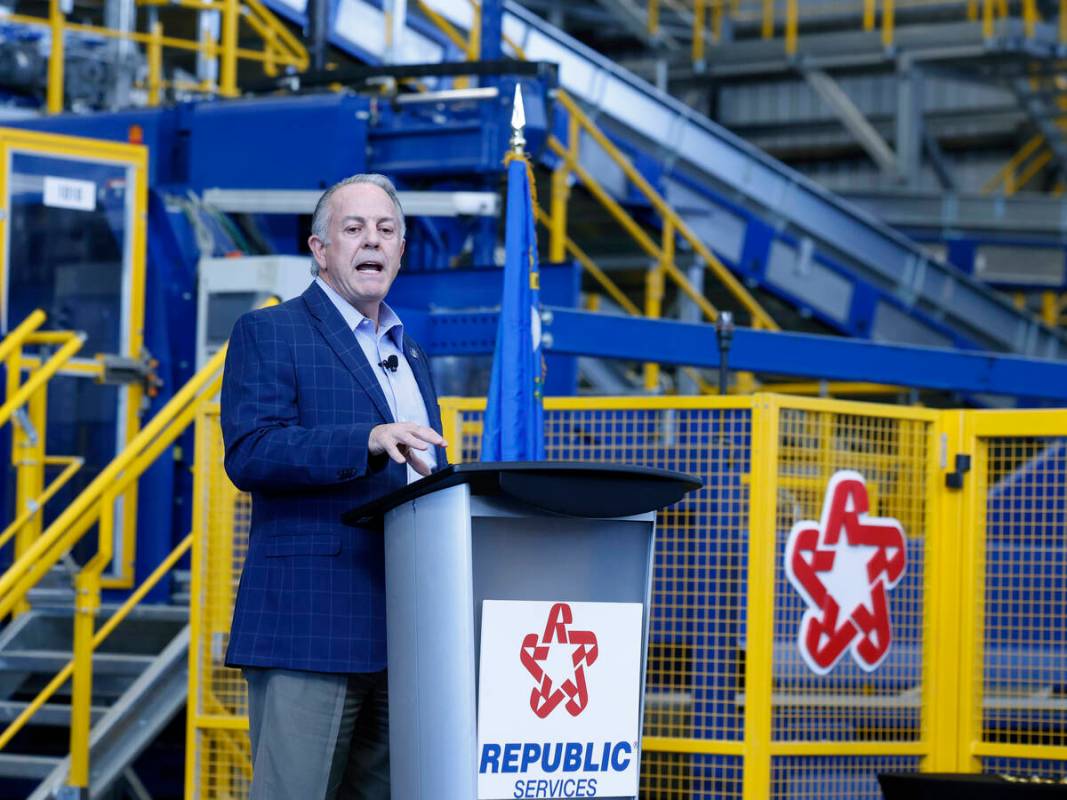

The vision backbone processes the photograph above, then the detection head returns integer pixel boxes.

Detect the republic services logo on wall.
[784,470,907,675]
[478,600,643,799]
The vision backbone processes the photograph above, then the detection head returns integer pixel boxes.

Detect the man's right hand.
[368,422,448,477]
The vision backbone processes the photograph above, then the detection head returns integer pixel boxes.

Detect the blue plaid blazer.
[220,281,445,673]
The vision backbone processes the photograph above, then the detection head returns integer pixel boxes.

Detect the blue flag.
[481,156,545,462]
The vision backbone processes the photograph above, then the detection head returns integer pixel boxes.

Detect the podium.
[343,462,700,800]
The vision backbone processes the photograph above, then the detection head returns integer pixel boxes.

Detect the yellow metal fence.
[187,396,1067,799]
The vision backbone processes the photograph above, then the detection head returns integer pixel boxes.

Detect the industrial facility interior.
[0,0,1065,797]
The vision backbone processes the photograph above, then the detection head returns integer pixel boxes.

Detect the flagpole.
[480,84,546,462]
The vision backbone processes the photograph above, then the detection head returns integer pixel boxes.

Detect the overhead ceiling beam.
[423,307,1067,402]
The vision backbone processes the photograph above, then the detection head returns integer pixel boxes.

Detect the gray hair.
[309,173,406,276]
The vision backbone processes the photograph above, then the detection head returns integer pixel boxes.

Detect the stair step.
[0,651,154,676]
[0,753,62,779]
[0,700,106,727]
[26,587,77,606]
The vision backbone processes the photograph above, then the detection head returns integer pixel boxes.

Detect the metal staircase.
[262,0,1067,357]
[0,600,188,799]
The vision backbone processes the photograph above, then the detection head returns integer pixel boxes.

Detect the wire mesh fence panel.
[771,755,920,800]
[974,435,1067,771]
[639,752,744,800]
[771,407,931,749]
[189,408,251,800]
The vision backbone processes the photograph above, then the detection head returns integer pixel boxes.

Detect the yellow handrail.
[6,0,307,112]
[0,334,84,430]
[0,456,82,552]
[761,0,774,37]
[882,0,895,47]
[0,326,233,617]
[659,0,1029,59]
[532,208,717,393]
[0,310,47,364]
[693,0,707,64]
[534,208,640,315]
[552,91,779,330]
[2,313,89,596]
[785,0,798,54]
[981,133,1045,194]
[0,533,193,753]
[244,0,310,63]
[1008,149,1053,196]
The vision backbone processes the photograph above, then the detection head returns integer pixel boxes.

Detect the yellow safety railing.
[4,0,307,113]
[679,0,1041,61]
[186,402,252,799]
[548,90,778,334]
[983,95,1067,198]
[0,311,87,615]
[0,299,276,793]
[1039,290,1067,326]
[982,133,1052,196]
[188,394,1067,798]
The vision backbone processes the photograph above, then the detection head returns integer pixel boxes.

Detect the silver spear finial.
[509,84,526,155]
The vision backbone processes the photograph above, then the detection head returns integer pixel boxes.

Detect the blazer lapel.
[303,283,394,423]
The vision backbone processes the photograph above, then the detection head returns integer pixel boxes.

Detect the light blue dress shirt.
[315,277,437,483]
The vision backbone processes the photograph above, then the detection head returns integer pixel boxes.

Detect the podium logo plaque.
[520,603,599,719]
[478,600,643,799]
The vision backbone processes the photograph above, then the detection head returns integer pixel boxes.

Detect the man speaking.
[220,174,447,799]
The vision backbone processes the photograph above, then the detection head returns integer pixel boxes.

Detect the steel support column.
[480,0,503,61]
[896,55,923,186]
[104,0,135,107]
[677,260,705,395]
[383,0,408,64]
[308,0,330,72]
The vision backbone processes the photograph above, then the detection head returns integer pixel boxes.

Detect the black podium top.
[342,462,702,526]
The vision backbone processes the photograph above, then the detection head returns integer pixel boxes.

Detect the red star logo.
[519,603,599,718]
[784,470,907,674]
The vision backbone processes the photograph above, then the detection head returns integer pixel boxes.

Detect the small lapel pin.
[409,348,419,359]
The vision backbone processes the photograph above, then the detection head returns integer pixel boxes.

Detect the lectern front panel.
[470,496,655,800]
[381,480,661,800]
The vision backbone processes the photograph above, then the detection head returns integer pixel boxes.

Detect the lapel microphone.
[378,354,399,373]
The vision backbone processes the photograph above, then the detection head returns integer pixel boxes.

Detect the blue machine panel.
[183,94,370,191]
